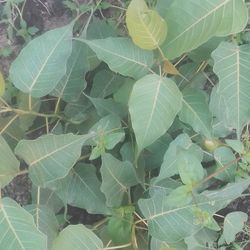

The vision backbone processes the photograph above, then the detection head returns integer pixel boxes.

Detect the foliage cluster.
[0,0,250,249]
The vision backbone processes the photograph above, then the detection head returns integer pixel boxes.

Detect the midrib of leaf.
[166,0,231,48]
[140,10,158,47]
[147,196,224,220]
[28,26,71,92]
[182,98,211,136]
[85,41,152,72]
[1,205,25,250]
[236,47,240,135]
[55,54,78,99]
[98,75,115,98]
[142,78,161,148]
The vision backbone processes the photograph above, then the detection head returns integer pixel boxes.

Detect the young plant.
[0,0,250,249]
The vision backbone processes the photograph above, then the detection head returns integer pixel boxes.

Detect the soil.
[0,0,249,248]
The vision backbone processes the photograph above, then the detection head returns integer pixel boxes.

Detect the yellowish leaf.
[163,59,179,75]
[126,0,167,50]
[0,71,5,96]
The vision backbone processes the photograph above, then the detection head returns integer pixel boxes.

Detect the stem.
[36,186,41,226]
[45,117,49,134]
[197,156,241,187]
[0,114,18,135]
[104,243,132,250]
[28,94,32,111]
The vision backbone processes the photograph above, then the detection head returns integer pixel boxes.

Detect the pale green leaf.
[157,133,203,181]
[48,164,110,215]
[10,23,73,97]
[223,212,248,244]
[80,37,154,79]
[101,153,138,207]
[25,205,59,249]
[52,224,103,250]
[177,149,205,185]
[179,88,212,138]
[162,0,248,59]
[209,85,232,137]
[0,197,47,250]
[129,74,182,152]
[15,133,92,187]
[0,136,20,188]
[126,0,167,50]
[166,185,193,208]
[50,41,89,102]
[212,42,250,138]
[139,179,250,243]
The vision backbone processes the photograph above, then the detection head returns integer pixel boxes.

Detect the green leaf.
[101,153,138,207]
[80,37,154,79]
[225,139,245,154]
[50,41,89,102]
[166,185,193,208]
[139,192,202,243]
[107,206,134,244]
[0,136,20,188]
[162,0,248,59]
[126,0,167,50]
[223,211,248,244]
[52,224,103,250]
[87,17,117,40]
[155,0,175,18]
[25,205,59,249]
[114,79,135,106]
[214,147,237,182]
[15,133,92,187]
[157,133,203,180]
[177,149,205,185]
[184,228,218,250]
[31,187,63,213]
[188,37,225,63]
[88,96,127,118]
[0,71,5,96]
[0,197,47,250]
[48,164,110,215]
[179,88,212,138]
[139,179,250,243]
[129,74,182,152]
[16,92,41,131]
[144,133,172,171]
[90,70,124,98]
[151,237,187,250]
[150,177,181,197]
[10,23,73,97]
[212,42,250,138]
[89,114,124,159]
